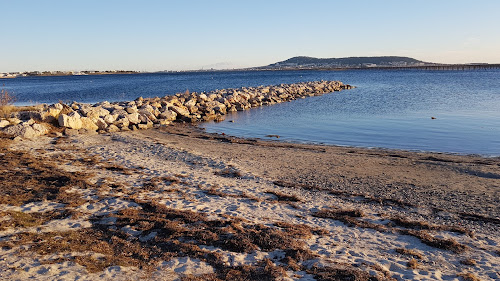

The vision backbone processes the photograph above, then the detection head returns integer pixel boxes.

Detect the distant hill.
[262,56,430,69]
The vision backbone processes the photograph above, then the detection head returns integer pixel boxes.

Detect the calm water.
[2,69,500,156]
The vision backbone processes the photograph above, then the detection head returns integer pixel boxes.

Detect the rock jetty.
[0,81,352,139]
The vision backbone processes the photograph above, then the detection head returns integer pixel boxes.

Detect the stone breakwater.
[0,81,352,139]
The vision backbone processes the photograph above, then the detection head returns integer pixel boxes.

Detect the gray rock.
[3,123,48,139]
[16,111,42,121]
[32,123,49,135]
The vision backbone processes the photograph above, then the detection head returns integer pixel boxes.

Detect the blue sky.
[1,0,499,72]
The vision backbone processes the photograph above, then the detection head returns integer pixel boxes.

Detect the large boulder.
[80,117,99,131]
[169,105,190,118]
[127,113,140,124]
[125,106,138,114]
[2,122,49,139]
[114,117,130,129]
[41,103,64,123]
[138,109,157,122]
[185,99,197,108]
[104,114,116,125]
[16,111,42,121]
[0,119,10,128]
[95,118,108,130]
[58,111,83,129]
[81,106,110,119]
[106,124,120,133]
[159,110,177,121]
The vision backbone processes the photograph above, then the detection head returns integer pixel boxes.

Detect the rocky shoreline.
[0,81,352,139]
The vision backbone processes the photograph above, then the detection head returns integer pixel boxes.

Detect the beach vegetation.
[0,87,16,118]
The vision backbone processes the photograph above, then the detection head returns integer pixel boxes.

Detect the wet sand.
[154,124,500,223]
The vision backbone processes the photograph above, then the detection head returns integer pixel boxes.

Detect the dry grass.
[395,248,424,260]
[0,132,12,148]
[0,88,16,117]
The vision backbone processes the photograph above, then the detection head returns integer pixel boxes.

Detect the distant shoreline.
[2,64,499,79]
[0,70,139,79]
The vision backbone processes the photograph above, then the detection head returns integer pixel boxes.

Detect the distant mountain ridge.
[263,56,429,69]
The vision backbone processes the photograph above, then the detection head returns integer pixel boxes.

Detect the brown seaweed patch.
[313,208,387,231]
[457,272,481,281]
[214,168,243,178]
[390,216,473,237]
[307,264,385,281]
[395,248,424,260]
[314,208,365,219]
[407,258,419,269]
[0,148,92,206]
[460,258,477,266]
[401,230,468,253]
[102,163,137,175]
[265,191,302,202]
[0,209,71,231]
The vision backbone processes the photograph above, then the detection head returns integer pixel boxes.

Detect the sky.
[1,0,500,72]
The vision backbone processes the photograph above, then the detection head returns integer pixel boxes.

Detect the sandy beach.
[1,125,499,280]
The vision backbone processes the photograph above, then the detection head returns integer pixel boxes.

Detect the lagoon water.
[3,69,500,156]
